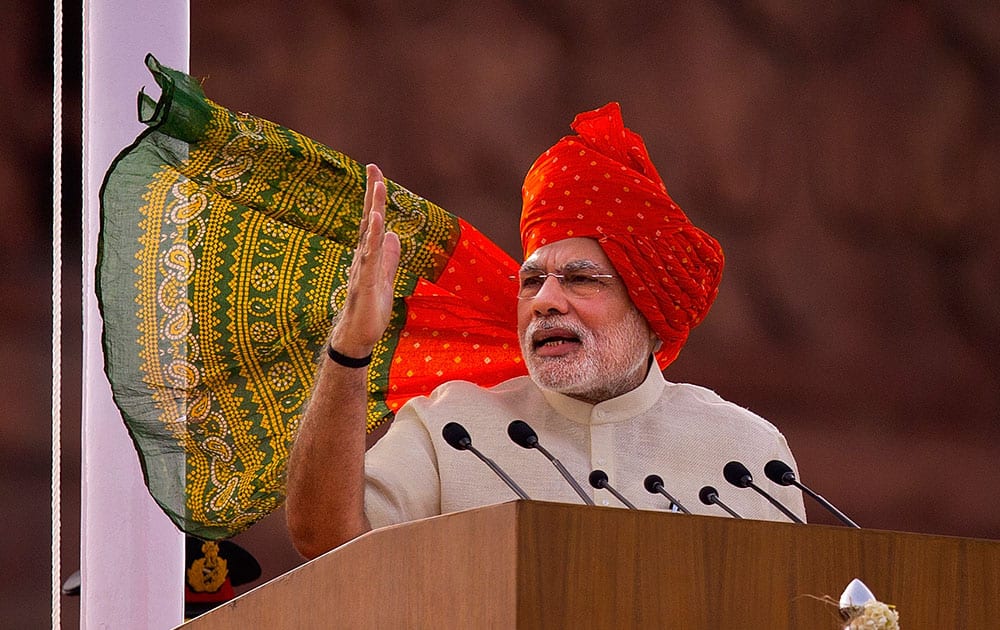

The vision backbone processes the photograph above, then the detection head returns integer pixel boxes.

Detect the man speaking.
[286,103,804,559]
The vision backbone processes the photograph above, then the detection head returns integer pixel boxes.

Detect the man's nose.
[531,275,570,314]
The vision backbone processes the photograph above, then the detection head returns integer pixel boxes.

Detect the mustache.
[522,317,590,343]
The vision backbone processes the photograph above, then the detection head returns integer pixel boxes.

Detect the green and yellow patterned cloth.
[98,55,526,539]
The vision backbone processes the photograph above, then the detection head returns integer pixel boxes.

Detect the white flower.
[844,600,900,630]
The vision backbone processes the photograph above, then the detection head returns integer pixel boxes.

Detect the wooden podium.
[181,501,1000,629]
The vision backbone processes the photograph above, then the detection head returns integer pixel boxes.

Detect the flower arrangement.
[842,599,900,630]
[838,579,900,630]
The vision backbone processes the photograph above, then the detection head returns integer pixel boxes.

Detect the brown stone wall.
[4,0,998,625]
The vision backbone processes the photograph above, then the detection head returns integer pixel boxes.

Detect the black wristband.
[326,345,372,368]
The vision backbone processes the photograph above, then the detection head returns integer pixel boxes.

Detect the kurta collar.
[539,360,666,425]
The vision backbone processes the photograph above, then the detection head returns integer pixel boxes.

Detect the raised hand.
[328,163,402,358]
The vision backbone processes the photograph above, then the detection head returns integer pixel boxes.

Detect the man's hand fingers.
[382,231,402,288]
[332,163,398,353]
[360,163,383,237]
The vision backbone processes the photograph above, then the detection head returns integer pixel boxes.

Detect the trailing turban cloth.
[520,102,724,368]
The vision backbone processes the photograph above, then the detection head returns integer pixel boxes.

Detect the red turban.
[520,102,724,369]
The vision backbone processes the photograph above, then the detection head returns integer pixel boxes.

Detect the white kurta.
[364,366,806,527]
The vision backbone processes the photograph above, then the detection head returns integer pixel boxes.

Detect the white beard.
[520,307,653,404]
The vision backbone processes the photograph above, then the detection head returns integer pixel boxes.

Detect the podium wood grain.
[181,501,1000,629]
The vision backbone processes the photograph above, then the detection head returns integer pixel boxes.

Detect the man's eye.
[566,273,600,286]
[520,275,545,288]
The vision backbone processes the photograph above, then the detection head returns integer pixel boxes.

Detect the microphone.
[643,474,691,514]
[507,420,594,506]
[764,460,860,528]
[441,422,530,500]
[698,485,743,518]
[588,470,637,509]
[723,461,804,524]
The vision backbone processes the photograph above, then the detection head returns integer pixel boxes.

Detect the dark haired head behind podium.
[285,103,805,559]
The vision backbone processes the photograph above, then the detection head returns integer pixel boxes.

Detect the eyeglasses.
[510,272,617,299]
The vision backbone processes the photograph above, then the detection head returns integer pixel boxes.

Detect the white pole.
[52,0,63,626]
[81,1,189,627]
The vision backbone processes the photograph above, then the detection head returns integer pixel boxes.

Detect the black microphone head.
[507,420,539,449]
[441,422,472,450]
[723,461,753,488]
[588,469,609,488]
[699,485,719,505]
[764,460,796,486]
[643,474,664,494]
